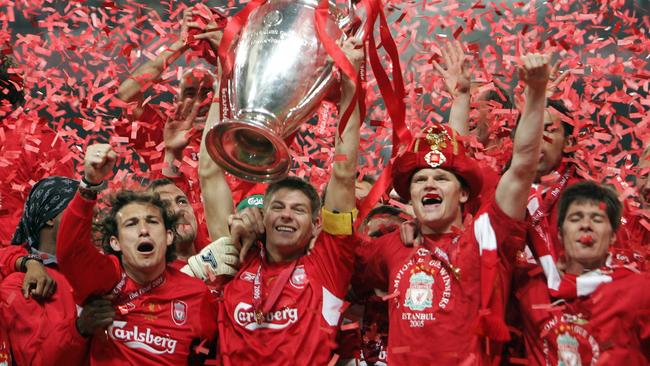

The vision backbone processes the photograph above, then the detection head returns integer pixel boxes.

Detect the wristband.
[79,177,107,192]
[19,254,44,272]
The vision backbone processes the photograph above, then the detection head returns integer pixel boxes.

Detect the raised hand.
[84,144,117,184]
[433,40,471,98]
[164,96,201,153]
[187,4,226,61]
[518,53,551,92]
[228,207,265,263]
[545,61,573,97]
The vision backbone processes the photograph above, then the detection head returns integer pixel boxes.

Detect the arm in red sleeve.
[56,192,121,303]
[0,245,28,280]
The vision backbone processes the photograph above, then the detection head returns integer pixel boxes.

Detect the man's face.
[409,168,468,234]
[560,200,615,269]
[263,188,317,254]
[154,184,197,245]
[537,110,567,180]
[637,150,650,209]
[179,69,215,121]
[355,180,373,200]
[110,202,173,275]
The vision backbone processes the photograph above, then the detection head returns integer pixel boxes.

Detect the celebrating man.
[355,53,551,364]
[56,144,217,365]
[517,181,650,365]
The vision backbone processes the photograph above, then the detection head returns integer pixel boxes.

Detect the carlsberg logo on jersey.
[234,302,298,330]
[108,321,178,355]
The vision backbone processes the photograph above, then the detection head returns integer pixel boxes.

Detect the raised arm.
[198,98,234,240]
[57,144,121,302]
[116,9,191,118]
[433,40,471,135]
[323,37,364,213]
[495,54,551,220]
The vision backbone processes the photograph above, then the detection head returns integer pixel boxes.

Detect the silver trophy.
[205,0,360,182]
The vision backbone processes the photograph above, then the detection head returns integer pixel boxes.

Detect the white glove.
[180,237,240,280]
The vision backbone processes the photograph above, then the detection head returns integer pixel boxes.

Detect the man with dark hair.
[188,37,364,365]
[56,143,217,365]
[0,176,90,365]
[147,178,202,268]
[516,181,650,365]
[356,53,550,364]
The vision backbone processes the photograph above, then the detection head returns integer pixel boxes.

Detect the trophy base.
[205,119,291,183]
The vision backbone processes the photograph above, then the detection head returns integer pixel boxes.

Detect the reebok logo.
[108,321,178,355]
[234,302,298,331]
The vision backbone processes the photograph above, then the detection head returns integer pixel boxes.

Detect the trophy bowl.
[206,0,354,182]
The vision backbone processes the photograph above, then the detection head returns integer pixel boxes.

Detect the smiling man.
[193,37,364,365]
[56,144,217,365]
[355,53,551,364]
[517,181,650,365]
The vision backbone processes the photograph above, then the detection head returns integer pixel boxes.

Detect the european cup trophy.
[205,0,359,182]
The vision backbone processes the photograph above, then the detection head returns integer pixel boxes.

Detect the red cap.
[392,123,483,201]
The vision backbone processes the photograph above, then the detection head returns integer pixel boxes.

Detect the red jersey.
[218,211,358,365]
[356,199,527,365]
[517,267,650,365]
[0,268,89,366]
[57,192,218,365]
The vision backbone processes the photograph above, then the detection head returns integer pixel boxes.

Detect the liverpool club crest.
[171,300,188,326]
[404,272,434,311]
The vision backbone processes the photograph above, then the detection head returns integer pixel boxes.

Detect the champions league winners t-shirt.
[356,199,527,365]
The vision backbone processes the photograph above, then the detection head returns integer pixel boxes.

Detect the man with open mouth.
[354,53,552,365]
[55,143,218,365]
[516,181,650,365]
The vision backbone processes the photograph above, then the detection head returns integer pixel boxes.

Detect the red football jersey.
[0,268,89,365]
[57,192,218,365]
[517,270,650,366]
[356,199,527,365]
[218,230,357,365]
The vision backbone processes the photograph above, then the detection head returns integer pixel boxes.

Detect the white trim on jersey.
[539,254,562,291]
[576,270,612,297]
[322,287,344,326]
[474,213,497,254]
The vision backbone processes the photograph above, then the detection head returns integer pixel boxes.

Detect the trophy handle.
[337,0,366,39]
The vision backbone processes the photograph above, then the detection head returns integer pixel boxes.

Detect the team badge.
[171,300,188,326]
[542,313,599,366]
[424,150,446,168]
[404,271,434,311]
[290,265,307,289]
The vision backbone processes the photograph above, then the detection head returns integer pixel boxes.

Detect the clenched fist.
[84,144,117,184]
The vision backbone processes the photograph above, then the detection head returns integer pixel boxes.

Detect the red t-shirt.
[355,199,527,365]
[57,192,218,365]
[218,231,357,365]
[0,268,89,365]
[517,270,650,366]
